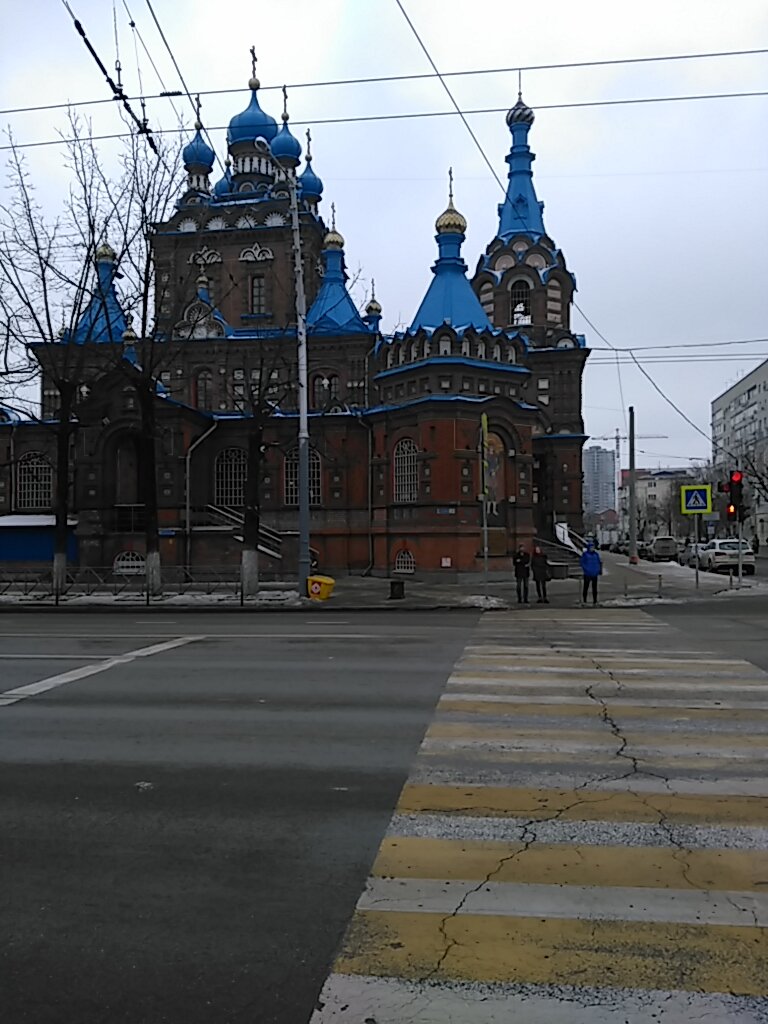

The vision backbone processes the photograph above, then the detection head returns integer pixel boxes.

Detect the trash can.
[307,575,335,601]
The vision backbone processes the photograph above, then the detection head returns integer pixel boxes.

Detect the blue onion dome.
[227,75,278,145]
[213,157,233,197]
[271,117,302,165]
[299,156,323,201]
[183,122,215,172]
[506,92,535,127]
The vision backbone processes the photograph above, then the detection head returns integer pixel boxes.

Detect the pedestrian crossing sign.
[680,484,712,514]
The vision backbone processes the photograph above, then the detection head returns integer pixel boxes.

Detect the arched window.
[509,280,532,326]
[411,340,420,362]
[284,447,322,506]
[393,438,418,503]
[113,551,146,575]
[461,338,470,357]
[194,368,213,409]
[398,345,406,365]
[311,375,326,409]
[328,374,340,401]
[507,345,517,364]
[386,347,394,369]
[438,335,451,356]
[476,340,486,360]
[492,344,501,361]
[394,549,416,574]
[423,338,431,359]
[16,451,53,510]
[215,447,246,507]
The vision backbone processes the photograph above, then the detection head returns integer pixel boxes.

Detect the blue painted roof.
[498,96,546,240]
[183,127,214,172]
[536,432,589,440]
[64,249,127,344]
[298,156,323,200]
[228,81,278,146]
[375,356,530,380]
[307,243,371,336]
[411,229,491,333]
[270,120,302,165]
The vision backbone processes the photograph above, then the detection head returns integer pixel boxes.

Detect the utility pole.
[628,405,638,565]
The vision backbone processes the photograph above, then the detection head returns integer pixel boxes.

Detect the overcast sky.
[2,0,767,468]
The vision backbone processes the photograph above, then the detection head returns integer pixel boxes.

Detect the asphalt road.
[0,611,479,1024]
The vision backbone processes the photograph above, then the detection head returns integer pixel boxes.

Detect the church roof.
[306,229,371,336]
[64,245,127,344]
[497,93,546,240]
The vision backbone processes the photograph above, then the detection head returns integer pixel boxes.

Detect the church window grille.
[251,275,267,315]
[215,447,246,506]
[284,447,321,506]
[510,280,532,325]
[16,452,53,510]
[194,369,213,409]
[328,375,340,401]
[394,549,416,574]
[113,551,146,575]
[393,438,418,503]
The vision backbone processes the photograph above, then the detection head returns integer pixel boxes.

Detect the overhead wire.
[58,0,158,154]
[3,87,768,152]
[4,44,768,117]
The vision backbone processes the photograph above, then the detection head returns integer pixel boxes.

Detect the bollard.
[657,574,662,598]
[623,578,628,599]
[729,569,733,589]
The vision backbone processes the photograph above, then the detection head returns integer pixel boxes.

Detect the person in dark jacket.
[531,545,550,603]
[580,540,602,605]
[512,545,531,604]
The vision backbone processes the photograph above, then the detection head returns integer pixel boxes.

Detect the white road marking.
[311,975,766,1024]
[0,654,112,660]
[0,636,200,707]
[358,877,768,927]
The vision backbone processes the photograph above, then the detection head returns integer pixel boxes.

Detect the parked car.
[683,542,708,568]
[700,539,756,575]
[649,536,678,562]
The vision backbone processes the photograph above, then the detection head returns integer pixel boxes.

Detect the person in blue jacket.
[580,540,602,605]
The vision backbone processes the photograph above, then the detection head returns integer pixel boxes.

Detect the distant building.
[619,467,695,540]
[583,445,616,515]
[711,361,768,546]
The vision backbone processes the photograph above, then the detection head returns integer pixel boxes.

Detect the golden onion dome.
[95,241,116,262]
[323,228,345,250]
[435,197,467,235]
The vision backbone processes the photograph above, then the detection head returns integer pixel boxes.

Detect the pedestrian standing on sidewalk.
[531,545,550,604]
[513,544,531,605]
[580,540,602,605]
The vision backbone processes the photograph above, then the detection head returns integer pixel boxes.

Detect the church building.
[0,66,588,578]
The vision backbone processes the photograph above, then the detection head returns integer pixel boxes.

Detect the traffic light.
[727,503,738,522]
[730,470,743,508]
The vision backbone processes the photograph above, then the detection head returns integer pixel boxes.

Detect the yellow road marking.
[397,784,768,825]
[418,746,768,770]
[373,836,768,891]
[336,911,768,995]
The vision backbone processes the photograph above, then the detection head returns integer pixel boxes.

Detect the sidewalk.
[1,554,758,611]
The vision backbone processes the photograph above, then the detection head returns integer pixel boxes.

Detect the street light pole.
[628,405,638,565]
[287,170,311,593]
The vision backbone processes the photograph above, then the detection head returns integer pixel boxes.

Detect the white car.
[682,543,708,568]
[700,540,756,575]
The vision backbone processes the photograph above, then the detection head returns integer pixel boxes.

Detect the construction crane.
[591,428,668,511]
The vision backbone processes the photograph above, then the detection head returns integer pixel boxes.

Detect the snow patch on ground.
[460,595,509,609]
[602,596,686,607]
[0,589,305,607]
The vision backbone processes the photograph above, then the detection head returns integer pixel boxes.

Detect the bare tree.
[0,119,115,593]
